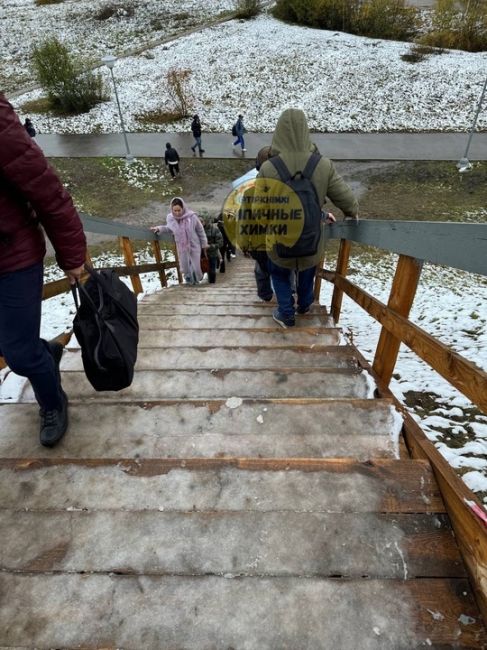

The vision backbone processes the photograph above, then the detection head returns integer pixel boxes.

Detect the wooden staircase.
[0,257,486,648]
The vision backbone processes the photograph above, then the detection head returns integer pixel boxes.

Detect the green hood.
[270,108,314,155]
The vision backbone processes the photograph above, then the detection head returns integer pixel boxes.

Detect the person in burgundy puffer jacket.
[0,94,86,447]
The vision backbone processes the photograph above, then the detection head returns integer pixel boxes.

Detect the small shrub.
[172,12,191,21]
[31,37,107,114]
[273,0,419,41]
[421,0,487,51]
[166,68,193,118]
[235,0,262,20]
[19,97,52,114]
[355,0,419,40]
[94,2,135,21]
[35,0,64,5]
[136,109,182,125]
[401,42,440,62]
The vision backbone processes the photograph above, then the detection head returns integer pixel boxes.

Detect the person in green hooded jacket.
[257,108,358,328]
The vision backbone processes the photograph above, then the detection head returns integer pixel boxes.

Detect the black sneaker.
[40,390,68,448]
[297,306,311,314]
[272,309,295,329]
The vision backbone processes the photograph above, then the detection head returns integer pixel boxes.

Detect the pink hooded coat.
[156,198,208,282]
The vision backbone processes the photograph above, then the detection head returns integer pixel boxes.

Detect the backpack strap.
[269,153,321,181]
[301,152,322,179]
[269,156,292,182]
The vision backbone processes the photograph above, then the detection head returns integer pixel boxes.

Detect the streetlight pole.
[457,74,487,173]
[101,55,134,164]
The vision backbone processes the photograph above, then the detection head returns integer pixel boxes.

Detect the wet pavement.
[36,132,487,161]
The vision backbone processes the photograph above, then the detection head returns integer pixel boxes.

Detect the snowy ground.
[1,0,235,95]
[6,9,487,134]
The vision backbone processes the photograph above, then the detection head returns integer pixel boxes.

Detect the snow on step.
[0,399,399,459]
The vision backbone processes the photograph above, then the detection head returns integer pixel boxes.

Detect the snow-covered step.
[61,345,359,371]
[137,313,332,329]
[18,368,375,402]
[0,458,441,513]
[136,327,342,347]
[0,399,400,459]
[2,574,482,649]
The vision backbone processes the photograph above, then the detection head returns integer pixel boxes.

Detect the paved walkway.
[35,132,487,161]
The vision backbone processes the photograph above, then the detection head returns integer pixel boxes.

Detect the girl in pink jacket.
[152,197,208,284]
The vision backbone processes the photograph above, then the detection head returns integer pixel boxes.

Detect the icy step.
[0,509,462,578]
[1,574,483,649]
[136,327,342,347]
[138,313,332,329]
[0,399,400,459]
[18,368,375,402]
[0,459,439,513]
[62,346,359,371]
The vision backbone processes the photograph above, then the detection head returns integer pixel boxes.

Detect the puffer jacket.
[258,108,358,270]
[0,94,86,274]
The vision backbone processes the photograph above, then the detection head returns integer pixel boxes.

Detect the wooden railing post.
[173,244,183,285]
[119,236,143,294]
[151,241,167,288]
[372,254,423,387]
[330,239,351,323]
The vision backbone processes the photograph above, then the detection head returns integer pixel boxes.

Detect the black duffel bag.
[72,267,139,391]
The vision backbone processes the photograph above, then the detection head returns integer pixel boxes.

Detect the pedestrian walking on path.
[164,142,180,179]
[151,197,208,285]
[0,94,86,447]
[24,117,36,137]
[232,114,247,152]
[190,115,205,154]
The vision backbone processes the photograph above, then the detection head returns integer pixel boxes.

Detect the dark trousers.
[168,163,180,178]
[252,253,273,301]
[0,262,62,410]
[268,260,316,320]
[208,256,218,283]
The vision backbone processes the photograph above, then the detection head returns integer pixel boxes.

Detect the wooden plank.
[0,398,401,460]
[137,313,331,330]
[372,254,423,386]
[322,271,487,413]
[119,236,143,294]
[0,511,464,578]
[330,238,351,323]
[401,412,487,626]
[0,459,444,513]
[20,367,372,401]
[136,327,342,347]
[60,345,360,371]
[0,575,484,648]
[151,240,167,288]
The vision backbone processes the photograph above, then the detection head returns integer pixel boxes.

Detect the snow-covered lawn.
[7,11,487,134]
[1,0,235,94]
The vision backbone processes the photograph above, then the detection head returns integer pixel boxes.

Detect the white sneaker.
[242,148,247,152]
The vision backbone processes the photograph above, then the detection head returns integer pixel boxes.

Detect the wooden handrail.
[321,269,487,414]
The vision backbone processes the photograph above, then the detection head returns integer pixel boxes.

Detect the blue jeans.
[233,134,245,149]
[268,261,316,320]
[192,136,202,152]
[0,262,63,410]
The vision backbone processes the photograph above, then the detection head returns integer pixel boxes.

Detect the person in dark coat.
[190,115,204,154]
[24,118,36,137]
[0,94,86,447]
[164,142,180,179]
[232,114,247,152]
